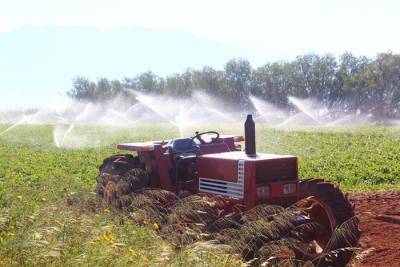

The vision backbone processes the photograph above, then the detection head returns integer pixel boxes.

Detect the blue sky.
[1,0,399,109]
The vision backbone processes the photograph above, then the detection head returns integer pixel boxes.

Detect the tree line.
[67,52,400,118]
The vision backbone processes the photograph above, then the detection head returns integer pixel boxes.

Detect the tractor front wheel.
[296,178,360,266]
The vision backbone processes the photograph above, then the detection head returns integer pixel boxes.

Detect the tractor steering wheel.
[191,131,220,144]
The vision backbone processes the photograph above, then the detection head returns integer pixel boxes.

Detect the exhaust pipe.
[245,114,256,156]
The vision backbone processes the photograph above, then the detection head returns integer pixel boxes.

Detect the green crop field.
[1,123,400,266]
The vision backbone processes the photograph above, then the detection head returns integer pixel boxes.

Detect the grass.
[0,123,400,266]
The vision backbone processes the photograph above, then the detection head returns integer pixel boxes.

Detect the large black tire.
[95,154,149,208]
[99,154,140,175]
[300,179,355,226]
[298,178,361,266]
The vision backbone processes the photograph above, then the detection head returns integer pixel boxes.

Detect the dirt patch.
[350,191,400,266]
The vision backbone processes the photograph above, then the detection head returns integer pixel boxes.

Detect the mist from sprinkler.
[0,90,381,148]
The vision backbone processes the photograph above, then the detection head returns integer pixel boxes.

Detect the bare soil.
[350,191,400,267]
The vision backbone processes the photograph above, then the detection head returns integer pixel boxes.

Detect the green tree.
[335,52,370,113]
[252,62,292,108]
[191,66,225,96]
[66,53,400,119]
[123,71,165,94]
[224,58,252,107]
[67,76,96,101]
[364,52,400,118]
[165,70,193,97]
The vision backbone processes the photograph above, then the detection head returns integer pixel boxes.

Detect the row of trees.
[67,52,400,118]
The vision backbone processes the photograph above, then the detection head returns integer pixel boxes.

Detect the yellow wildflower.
[103,232,114,242]
[17,195,22,200]
[7,232,14,236]
[152,222,159,231]
[104,208,110,213]
[41,197,47,202]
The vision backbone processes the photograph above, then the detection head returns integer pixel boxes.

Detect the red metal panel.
[153,146,173,190]
[198,151,298,210]
[202,151,295,161]
[117,142,154,152]
[244,161,257,209]
[197,143,230,155]
[197,156,238,182]
[254,181,299,206]
[117,140,166,152]
[255,157,298,182]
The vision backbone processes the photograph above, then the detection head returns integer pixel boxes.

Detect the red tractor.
[96,115,359,265]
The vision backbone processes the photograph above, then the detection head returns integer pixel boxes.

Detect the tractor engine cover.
[197,151,299,209]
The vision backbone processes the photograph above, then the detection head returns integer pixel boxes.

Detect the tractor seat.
[168,138,198,186]
[169,138,198,161]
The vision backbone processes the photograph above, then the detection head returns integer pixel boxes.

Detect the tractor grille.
[199,160,244,198]
[256,158,297,183]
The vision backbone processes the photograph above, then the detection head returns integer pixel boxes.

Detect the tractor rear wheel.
[296,178,360,266]
[95,154,149,208]
[99,154,140,175]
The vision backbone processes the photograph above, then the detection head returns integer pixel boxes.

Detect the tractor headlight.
[283,183,296,194]
[257,185,270,198]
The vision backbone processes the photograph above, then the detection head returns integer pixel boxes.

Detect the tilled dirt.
[350,191,400,267]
